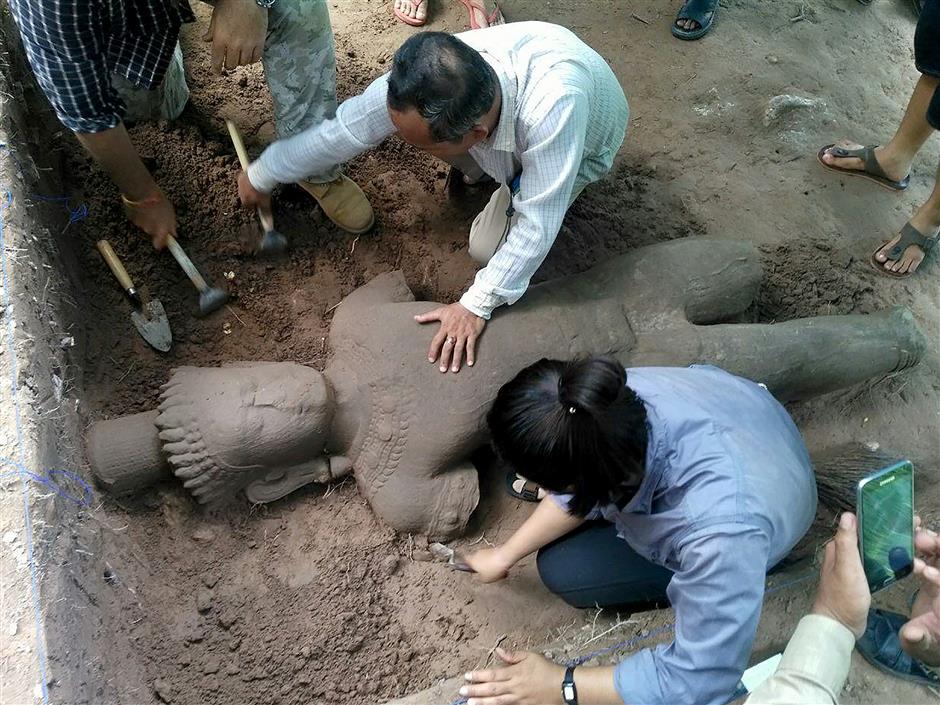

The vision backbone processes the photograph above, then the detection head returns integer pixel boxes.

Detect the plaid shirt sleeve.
[9,0,124,133]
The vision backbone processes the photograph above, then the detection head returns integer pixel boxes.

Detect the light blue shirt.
[554,365,816,705]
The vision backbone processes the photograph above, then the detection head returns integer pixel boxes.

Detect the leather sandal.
[505,471,546,502]
[856,609,940,685]
[672,0,719,40]
[871,222,937,279]
[817,144,910,191]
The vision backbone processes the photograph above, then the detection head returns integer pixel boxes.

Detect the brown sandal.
[817,144,910,191]
[870,222,937,279]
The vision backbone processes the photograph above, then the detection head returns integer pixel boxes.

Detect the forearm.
[744,615,854,705]
[460,217,555,319]
[573,666,620,704]
[75,124,158,200]
[248,74,395,191]
[499,497,585,565]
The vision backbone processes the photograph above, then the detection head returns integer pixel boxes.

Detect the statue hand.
[414,302,486,373]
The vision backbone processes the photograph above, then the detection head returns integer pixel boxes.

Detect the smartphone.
[857,460,914,594]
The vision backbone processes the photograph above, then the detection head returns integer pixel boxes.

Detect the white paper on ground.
[741,653,784,692]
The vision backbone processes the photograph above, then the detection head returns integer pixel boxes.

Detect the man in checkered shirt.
[8,0,375,245]
[238,24,630,373]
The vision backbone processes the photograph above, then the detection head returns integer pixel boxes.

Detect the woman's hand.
[464,547,514,583]
[461,648,565,705]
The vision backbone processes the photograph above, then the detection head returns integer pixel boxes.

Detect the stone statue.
[87,239,926,539]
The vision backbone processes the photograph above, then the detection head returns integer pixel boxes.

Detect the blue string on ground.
[440,568,818,705]
[0,143,90,228]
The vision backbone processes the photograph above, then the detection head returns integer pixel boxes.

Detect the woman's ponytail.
[488,355,648,516]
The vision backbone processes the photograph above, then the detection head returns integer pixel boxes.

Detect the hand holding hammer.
[227,120,288,255]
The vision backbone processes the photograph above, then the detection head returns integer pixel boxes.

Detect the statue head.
[156,363,337,503]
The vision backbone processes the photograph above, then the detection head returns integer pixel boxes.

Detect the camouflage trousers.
[115,0,340,182]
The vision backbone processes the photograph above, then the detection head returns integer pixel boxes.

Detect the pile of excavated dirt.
[39,1,938,704]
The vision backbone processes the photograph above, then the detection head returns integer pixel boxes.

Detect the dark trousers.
[536,522,674,610]
[915,0,940,129]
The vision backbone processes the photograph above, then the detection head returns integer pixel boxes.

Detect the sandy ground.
[18,0,940,704]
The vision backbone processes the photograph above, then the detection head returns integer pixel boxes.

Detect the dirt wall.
[0,7,104,704]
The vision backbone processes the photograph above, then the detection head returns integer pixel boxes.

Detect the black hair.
[487,356,649,516]
[387,32,498,143]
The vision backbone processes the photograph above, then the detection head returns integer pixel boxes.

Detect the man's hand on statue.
[811,512,871,639]
[122,190,177,250]
[414,302,486,373]
[237,171,271,211]
[204,0,268,74]
[463,547,513,583]
[461,649,565,705]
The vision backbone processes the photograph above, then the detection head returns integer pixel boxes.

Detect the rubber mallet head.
[258,229,289,256]
[199,287,230,316]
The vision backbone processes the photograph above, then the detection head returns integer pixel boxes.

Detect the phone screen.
[858,460,914,594]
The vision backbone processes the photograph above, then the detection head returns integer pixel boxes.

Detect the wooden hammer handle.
[226,120,251,171]
[227,119,277,232]
[96,239,136,294]
[165,235,209,292]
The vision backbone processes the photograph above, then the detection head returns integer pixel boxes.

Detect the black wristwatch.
[562,665,578,705]
[255,0,276,7]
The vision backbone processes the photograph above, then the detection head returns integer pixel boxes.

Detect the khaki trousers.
[458,165,586,265]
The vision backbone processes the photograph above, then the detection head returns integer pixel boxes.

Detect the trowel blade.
[130,299,172,352]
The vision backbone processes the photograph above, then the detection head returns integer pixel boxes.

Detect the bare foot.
[820,139,909,183]
[394,0,427,24]
[874,213,940,275]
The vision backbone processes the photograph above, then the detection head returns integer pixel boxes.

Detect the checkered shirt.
[8,0,195,133]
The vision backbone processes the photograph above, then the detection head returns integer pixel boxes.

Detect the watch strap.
[562,665,578,705]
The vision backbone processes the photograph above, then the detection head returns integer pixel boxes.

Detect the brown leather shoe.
[298,176,374,234]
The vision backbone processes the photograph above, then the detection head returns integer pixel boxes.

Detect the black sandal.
[505,471,545,502]
[671,0,719,40]
[444,166,494,197]
[870,222,937,279]
[817,144,910,191]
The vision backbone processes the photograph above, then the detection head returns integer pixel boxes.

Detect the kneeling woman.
[462,358,816,705]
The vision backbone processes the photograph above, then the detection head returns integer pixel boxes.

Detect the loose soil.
[38,0,940,704]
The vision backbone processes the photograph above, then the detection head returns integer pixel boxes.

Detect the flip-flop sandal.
[671,0,719,41]
[459,0,504,29]
[856,609,940,685]
[870,222,938,279]
[817,144,910,191]
[505,471,545,502]
[393,0,427,26]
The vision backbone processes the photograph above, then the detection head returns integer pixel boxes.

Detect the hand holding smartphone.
[857,460,915,593]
